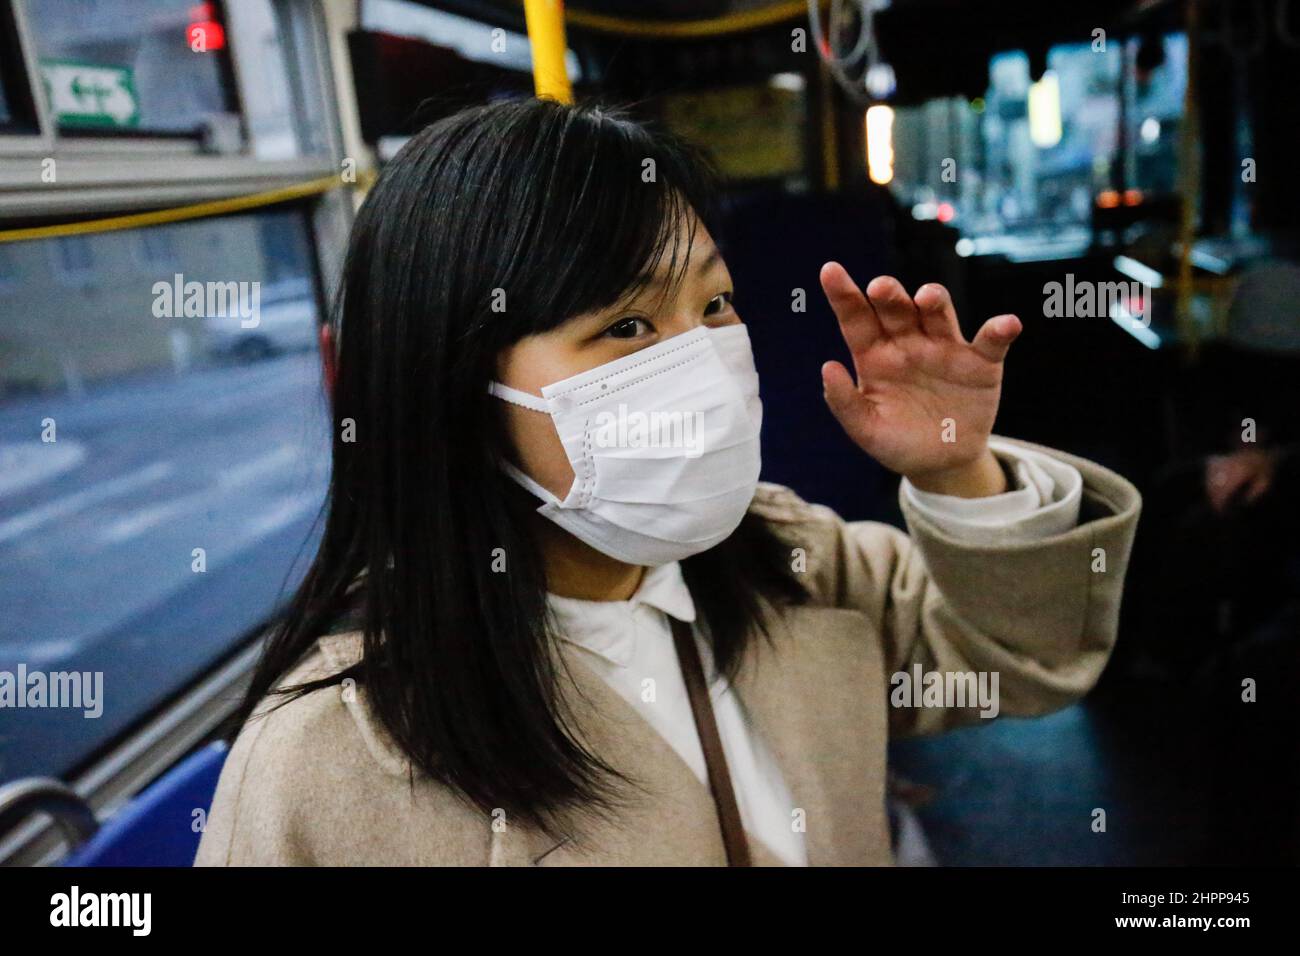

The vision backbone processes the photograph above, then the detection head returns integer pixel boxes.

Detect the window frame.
[0,0,38,136]
[0,0,53,154]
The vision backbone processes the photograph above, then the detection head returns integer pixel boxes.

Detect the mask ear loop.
[500,460,564,506]
[488,382,569,506]
[488,381,550,413]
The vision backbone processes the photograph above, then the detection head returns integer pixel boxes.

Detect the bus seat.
[63,740,229,867]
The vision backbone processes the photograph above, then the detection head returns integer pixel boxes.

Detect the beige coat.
[195,438,1140,866]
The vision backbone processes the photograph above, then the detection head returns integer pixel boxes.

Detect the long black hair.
[232,98,806,837]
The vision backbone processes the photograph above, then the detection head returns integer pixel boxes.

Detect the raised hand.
[819,263,1022,498]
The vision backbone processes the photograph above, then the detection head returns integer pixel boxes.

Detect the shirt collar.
[546,561,696,668]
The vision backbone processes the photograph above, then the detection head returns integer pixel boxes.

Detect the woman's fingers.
[821,359,869,428]
[820,262,882,355]
[914,283,962,340]
[971,314,1023,363]
[823,268,1016,386]
[866,275,921,337]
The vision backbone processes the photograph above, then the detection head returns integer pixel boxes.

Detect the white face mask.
[490,323,763,566]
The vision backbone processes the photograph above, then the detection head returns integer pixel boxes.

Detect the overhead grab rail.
[553,0,820,39]
[0,169,377,244]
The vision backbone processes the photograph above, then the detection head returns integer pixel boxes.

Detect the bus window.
[0,206,330,785]
[891,33,1187,258]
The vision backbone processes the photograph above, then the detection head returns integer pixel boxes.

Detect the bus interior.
[0,0,1297,869]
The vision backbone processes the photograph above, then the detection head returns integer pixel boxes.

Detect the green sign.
[40,59,140,129]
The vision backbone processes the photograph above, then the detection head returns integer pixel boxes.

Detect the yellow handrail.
[552,0,817,39]
[0,170,375,244]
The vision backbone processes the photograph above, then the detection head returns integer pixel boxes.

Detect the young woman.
[196,98,1140,867]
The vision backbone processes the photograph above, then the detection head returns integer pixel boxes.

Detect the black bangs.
[515,103,722,332]
[363,97,722,352]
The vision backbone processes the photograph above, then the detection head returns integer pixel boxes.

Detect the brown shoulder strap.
[669,616,752,867]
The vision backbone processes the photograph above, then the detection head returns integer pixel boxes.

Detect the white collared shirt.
[546,440,1083,866]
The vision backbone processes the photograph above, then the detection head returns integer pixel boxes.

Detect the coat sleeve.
[749,437,1141,737]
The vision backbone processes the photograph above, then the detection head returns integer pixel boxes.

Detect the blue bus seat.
[63,740,229,867]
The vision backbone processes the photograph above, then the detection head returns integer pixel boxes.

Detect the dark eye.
[704,291,734,316]
[605,316,652,339]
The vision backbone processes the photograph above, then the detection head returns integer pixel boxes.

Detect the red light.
[188,2,226,52]
[188,20,225,51]
[1123,188,1143,206]
[936,202,955,223]
[1097,190,1120,209]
